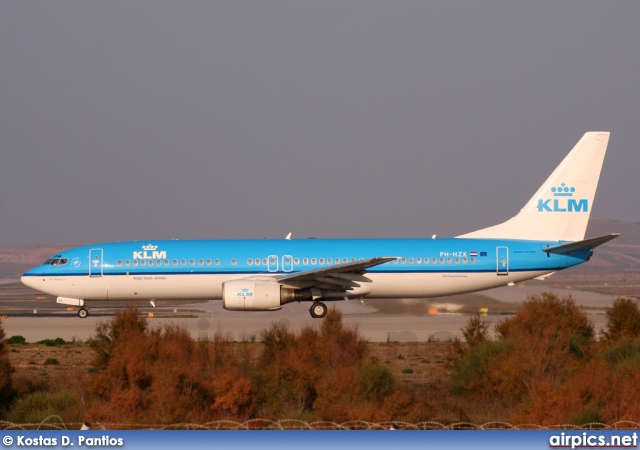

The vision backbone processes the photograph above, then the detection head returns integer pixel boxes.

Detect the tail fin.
[458,132,610,241]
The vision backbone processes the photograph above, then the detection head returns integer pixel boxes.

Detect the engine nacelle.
[222,280,299,311]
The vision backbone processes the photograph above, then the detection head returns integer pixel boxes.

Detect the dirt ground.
[7,341,452,391]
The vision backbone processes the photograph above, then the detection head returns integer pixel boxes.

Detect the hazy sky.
[1,1,639,247]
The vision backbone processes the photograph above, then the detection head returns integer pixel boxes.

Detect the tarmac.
[1,284,614,343]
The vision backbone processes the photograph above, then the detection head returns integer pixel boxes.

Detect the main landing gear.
[309,301,327,319]
[78,307,89,319]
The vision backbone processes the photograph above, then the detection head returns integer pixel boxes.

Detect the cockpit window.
[44,258,68,266]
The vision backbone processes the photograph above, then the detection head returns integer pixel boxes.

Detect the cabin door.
[267,255,278,272]
[496,246,509,276]
[282,255,293,272]
[89,248,104,277]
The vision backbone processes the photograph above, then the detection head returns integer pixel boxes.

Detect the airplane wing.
[542,233,620,255]
[275,256,397,291]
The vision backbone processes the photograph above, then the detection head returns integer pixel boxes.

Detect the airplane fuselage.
[21,237,588,302]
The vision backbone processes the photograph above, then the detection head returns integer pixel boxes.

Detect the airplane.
[22,132,619,319]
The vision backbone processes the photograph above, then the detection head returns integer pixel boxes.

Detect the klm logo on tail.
[537,183,588,213]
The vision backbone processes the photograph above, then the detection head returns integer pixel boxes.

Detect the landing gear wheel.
[78,308,89,319]
[309,301,327,319]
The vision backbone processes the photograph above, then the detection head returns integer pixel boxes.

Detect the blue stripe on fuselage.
[22,238,591,278]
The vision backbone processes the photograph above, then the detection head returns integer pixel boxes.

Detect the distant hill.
[576,218,640,270]
[0,244,76,279]
[0,217,637,280]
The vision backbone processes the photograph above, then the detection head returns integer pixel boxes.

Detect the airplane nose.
[21,275,39,290]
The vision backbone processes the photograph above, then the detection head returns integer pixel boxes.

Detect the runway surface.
[1,284,614,342]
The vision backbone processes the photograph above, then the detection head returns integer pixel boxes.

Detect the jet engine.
[222,279,305,311]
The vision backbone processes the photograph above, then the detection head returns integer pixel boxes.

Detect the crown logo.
[551,183,575,197]
[142,244,158,251]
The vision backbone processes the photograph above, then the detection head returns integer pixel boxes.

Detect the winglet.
[285,232,292,240]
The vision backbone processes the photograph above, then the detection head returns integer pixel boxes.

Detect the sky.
[1,1,639,247]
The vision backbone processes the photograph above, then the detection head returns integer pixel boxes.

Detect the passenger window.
[117,260,123,266]
[416,257,422,264]
[247,259,253,265]
[394,259,398,264]
[125,260,130,266]
[343,258,348,263]
[447,258,452,264]
[181,260,186,266]
[215,259,220,265]
[402,258,406,264]
[471,257,476,264]
[255,258,260,265]
[311,258,317,264]
[140,260,147,266]
[463,257,468,264]
[294,258,300,265]
[432,258,437,264]
[351,258,356,262]
[304,258,309,265]
[133,260,139,266]
[424,258,428,264]
[199,259,204,265]
[455,257,460,264]
[189,259,195,266]
[319,258,325,265]
[409,257,414,264]
[232,259,237,266]
[206,259,212,265]
[164,260,169,266]
[262,258,267,265]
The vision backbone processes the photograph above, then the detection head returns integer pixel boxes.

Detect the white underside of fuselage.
[23,270,553,303]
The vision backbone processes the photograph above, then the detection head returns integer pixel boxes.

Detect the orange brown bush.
[452,293,640,425]
[84,308,409,424]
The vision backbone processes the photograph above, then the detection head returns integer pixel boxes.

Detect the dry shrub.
[84,307,403,423]
[505,295,640,425]
[453,293,596,423]
[602,297,640,342]
[7,389,84,424]
[0,319,16,417]
[254,308,404,421]
[87,309,222,423]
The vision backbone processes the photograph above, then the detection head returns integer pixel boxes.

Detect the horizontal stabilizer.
[542,233,620,255]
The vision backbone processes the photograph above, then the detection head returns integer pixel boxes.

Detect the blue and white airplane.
[22,132,618,319]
